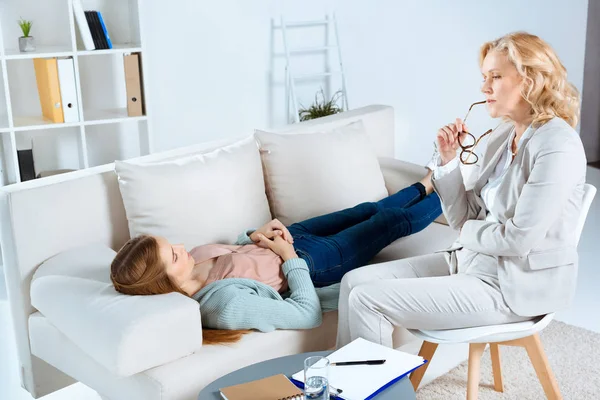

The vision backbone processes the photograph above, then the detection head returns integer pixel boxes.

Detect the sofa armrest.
[378,157,448,226]
[30,243,203,377]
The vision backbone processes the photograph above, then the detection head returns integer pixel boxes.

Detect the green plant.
[18,18,33,37]
[298,89,344,122]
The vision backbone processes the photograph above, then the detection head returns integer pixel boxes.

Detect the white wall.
[581,0,600,162]
[140,0,588,165]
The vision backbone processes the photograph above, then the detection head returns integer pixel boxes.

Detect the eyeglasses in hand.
[458,100,493,165]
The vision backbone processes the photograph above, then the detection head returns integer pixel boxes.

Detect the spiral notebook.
[219,374,303,400]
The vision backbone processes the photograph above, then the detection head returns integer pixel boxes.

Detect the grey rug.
[416,321,600,399]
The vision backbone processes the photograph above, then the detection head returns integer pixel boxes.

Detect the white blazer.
[432,117,587,317]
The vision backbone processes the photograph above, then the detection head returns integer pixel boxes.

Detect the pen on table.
[330,359,386,366]
[330,385,343,394]
[329,385,343,399]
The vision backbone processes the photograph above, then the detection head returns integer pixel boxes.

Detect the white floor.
[1,166,599,400]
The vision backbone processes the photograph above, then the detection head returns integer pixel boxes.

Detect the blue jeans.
[287,183,442,287]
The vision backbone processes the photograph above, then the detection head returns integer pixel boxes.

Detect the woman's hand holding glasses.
[436,118,469,166]
[436,101,493,166]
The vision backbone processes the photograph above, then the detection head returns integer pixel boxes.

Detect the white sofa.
[1,105,459,400]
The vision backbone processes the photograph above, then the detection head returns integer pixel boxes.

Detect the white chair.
[408,183,597,400]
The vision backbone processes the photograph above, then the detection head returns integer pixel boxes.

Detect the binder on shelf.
[96,11,113,49]
[138,52,147,115]
[124,53,144,117]
[56,57,80,123]
[72,0,95,50]
[33,58,64,123]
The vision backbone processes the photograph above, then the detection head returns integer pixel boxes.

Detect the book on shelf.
[81,10,112,50]
[17,149,36,182]
[96,11,113,49]
[92,11,110,49]
[84,11,101,49]
[219,374,303,400]
[72,0,94,50]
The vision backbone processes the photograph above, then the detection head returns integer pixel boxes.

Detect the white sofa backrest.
[0,105,394,398]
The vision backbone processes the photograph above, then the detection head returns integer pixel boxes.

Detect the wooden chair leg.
[523,334,562,400]
[410,341,438,391]
[490,343,503,392]
[467,343,487,400]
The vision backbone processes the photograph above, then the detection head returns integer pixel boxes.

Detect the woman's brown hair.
[110,235,250,345]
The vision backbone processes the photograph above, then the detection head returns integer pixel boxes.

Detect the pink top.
[190,244,289,293]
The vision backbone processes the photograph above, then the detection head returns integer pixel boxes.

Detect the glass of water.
[304,356,330,400]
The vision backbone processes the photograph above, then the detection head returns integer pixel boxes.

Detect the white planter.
[19,36,35,52]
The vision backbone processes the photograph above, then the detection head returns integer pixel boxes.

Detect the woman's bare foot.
[419,170,434,195]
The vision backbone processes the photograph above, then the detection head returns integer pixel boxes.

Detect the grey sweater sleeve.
[234,229,256,245]
[214,258,322,331]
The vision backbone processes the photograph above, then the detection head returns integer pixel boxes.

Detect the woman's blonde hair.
[479,32,580,128]
[110,235,251,345]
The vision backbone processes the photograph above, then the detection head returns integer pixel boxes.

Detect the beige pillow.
[115,136,271,249]
[255,121,388,225]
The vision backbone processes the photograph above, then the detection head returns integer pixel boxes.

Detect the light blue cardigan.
[191,231,340,332]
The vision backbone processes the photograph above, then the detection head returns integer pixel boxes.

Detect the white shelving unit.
[0,0,152,186]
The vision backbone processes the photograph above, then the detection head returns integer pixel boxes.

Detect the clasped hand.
[250,219,297,261]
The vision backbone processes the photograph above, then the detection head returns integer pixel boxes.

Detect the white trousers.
[336,252,531,348]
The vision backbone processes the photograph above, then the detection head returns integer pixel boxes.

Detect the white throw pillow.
[255,121,388,226]
[30,243,203,377]
[115,136,272,249]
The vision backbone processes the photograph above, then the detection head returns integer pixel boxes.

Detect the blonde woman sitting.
[337,31,587,348]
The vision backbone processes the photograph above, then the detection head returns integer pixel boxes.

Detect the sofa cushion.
[30,243,204,377]
[255,121,388,225]
[29,310,339,400]
[115,136,272,249]
[29,306,436,400]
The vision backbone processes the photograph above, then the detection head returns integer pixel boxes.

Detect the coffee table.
[198,350,416,399]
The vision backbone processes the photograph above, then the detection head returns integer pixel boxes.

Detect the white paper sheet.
[292,338,426,400]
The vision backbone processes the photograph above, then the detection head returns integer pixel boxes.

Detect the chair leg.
[490,343,503,392]
[523,334,562,400]
[410,341,438,391]
[467,343,487,400]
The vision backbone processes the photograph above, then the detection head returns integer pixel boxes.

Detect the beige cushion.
[115,136,272,249]
[255,121,388,225]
